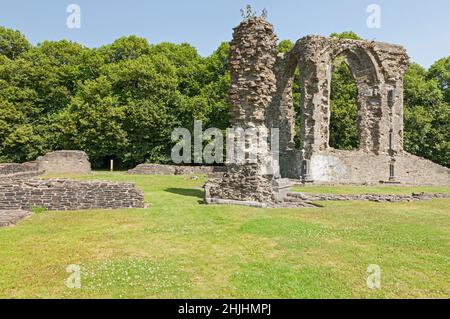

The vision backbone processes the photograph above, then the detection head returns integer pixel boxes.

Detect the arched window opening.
[329,58,359,150]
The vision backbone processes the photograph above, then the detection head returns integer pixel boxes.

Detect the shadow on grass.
[165,188,204,199]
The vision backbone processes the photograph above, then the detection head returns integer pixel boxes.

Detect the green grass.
[0,172,449,299]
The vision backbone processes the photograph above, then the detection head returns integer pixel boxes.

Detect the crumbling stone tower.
[205,17,291,205]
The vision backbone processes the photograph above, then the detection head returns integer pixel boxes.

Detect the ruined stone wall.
[287,191,450,203]
[36,151,91,174]
[295,36,409,156]
[205,17,289,204]
[268,45,302,179]
[283,149,450,185]
[228,18,278,129]
[266,51,298,155]
[268,36,412,182]
[127,164,226,177]
[0,170,45,180]
[0,162,40,177]
[209,19,449,192]
[0,150,92,178]
[0,179,144,211]
[270,35,449,186]
[205,164,275,202]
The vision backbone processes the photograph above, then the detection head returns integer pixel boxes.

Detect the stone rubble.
[0,210,30,227]
[286,192,450,203]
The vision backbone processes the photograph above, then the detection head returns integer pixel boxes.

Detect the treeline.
[0,27,230,168]
[0,27,449,168]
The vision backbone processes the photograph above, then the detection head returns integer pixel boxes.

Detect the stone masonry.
[295,36,408,156]
[0,162,42,179]
[128,164,226,177]
[205,17,292,204]
[265,24,450,185]
[0,150,92,178]
[205,16,449,206]
[0,179,145,211]
[286,192,450,203]
[36,150,91,174]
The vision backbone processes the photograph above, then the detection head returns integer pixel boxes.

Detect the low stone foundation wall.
[287,192,450,203]
[128,164,226,176]
[0,162,40,177]
[0,179,145,211]
[0,170,45,180]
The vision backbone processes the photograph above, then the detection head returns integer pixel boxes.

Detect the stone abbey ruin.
[2,17,450,218]
[278,32,449,185]
[205,17,450,206]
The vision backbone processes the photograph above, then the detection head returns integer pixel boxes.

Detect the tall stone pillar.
[205,17,291,204]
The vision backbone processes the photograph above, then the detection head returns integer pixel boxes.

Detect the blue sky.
[0,0,449,68]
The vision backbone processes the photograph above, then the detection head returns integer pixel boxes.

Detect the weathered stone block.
[36,151,91,174]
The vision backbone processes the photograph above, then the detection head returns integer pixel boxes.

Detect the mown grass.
[0,172,449,299]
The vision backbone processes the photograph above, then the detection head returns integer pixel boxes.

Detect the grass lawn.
[0,172,449,299]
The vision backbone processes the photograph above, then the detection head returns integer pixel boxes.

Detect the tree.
[62,77,128,167]
[149,42,205,97]
[330,31,362,40]
[404,63,443,107]
[0,100,25,162]
[201,42,231,129]
[403,63,450,167]
[278,40,294,53]
[0,27,31,60]
[1,124,44,162]
[104,54,178,165]
[428,57,450,104]
[99,36,151,63]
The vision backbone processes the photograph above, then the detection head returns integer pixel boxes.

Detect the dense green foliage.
[329,60,359,150]
[404,62,450,167]
[0,27,449,167]
[0,28,230,167]
[329,32,361,150]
